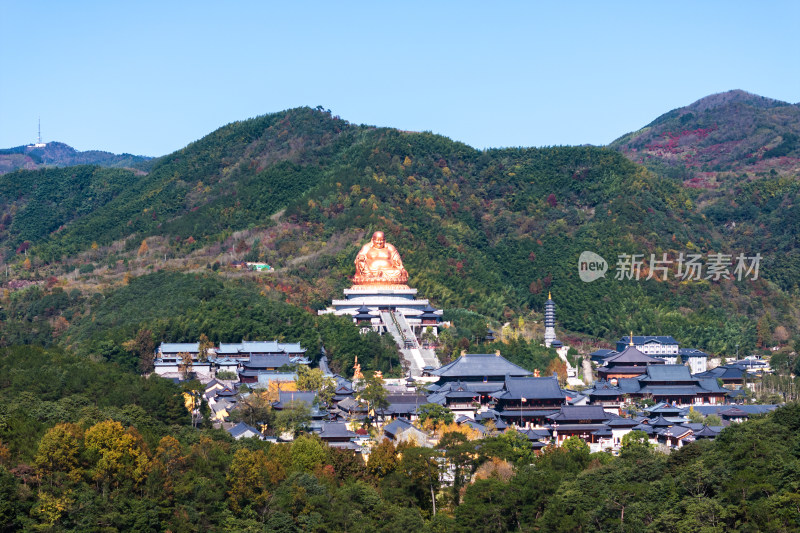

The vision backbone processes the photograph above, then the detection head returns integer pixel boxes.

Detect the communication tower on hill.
[30,118,47,148]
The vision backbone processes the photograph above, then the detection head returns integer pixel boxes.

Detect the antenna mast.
[38,118,42,144]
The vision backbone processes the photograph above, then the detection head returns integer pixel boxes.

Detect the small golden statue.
[352,231,409,287]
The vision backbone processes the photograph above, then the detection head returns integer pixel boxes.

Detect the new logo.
[578,251,608,282]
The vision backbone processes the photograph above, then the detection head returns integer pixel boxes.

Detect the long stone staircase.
[379,311,440,377]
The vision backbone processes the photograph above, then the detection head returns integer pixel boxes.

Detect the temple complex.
[319,231,442,376]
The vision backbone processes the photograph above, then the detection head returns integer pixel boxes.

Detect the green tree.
[122,328,155,373]
[687,408,705,424]
[274,400,312,437]
[417,403,455,436]
[395,446,441,515]
[296,366,336,407]
[439,431,472,504]
[227,448,284,516]
[620,430,652,457]
[148,435,186,500]
[367,438,398,478]
[456,477,520,532]
[357,372,389,426]
[290,434,328,473]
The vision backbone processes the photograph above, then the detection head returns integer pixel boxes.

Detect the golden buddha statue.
[352,231,409,287]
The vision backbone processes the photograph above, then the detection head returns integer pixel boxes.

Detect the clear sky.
[2,1,799,157]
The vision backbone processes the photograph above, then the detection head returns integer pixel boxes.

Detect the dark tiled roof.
[436,381,505,394]
[648,403,684,415]
[631,423,655,435]
[720,407,749,417]
[658,426,692,438]
[696,378,727,393]
[599,365,650,375]
[639,364,694,383]
[458,419,488,434]
[590,349,617,362]
[585,381,624,397]
[693,425,720,438]
[548,406,611,423]
[429,353,533,379]
[418,304,441,320]
[495,376,566,401]
[695,365,745,380]
[605,417,639,428]
[648,415,673,427]
[218,340,306,355]
[593,427,613,437]
[639,386,705,397]
[353,305,377,320]
[274,391,317,409]
[617,378,643,393]
[549,424,611,433]
[318,422,356,439]
[228,422,263,439]
[498,409,559,418]
[445,390,481,399]
[605,346,665,365]
[383,418,418,437]
[689,405,778,417]
[242,354,294,369]
[521,428,552,440]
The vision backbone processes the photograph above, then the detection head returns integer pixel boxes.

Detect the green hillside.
[0,106,796,357]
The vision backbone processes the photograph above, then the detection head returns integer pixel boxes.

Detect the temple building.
[546,406,614,448]
[491,375,567,427]
[598,341,665,380]
[602,335,708,374]
[319,231,442,375]
[619,364,728,405]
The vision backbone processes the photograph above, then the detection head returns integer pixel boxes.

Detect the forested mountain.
[1,98,800,531]
[0,142,152,175]
[0,104,796,358]
[610,90,800,185]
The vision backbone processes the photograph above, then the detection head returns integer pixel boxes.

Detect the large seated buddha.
[352,231,409,287]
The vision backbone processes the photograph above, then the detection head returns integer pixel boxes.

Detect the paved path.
[380,311,440,377]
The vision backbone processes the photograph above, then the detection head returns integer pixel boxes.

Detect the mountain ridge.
[610,89,800,183]
[0,101,795,358]
[0,141,153,175]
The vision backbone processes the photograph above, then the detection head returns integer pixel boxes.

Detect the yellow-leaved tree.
[35,423,85,489]
[227,448,285,516]
[84,420,150,498]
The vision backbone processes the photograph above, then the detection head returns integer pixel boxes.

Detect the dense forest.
[0,105,796,358]
[1,346,800,531]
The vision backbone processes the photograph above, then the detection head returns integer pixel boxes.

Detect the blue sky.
[2,1,799,156]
